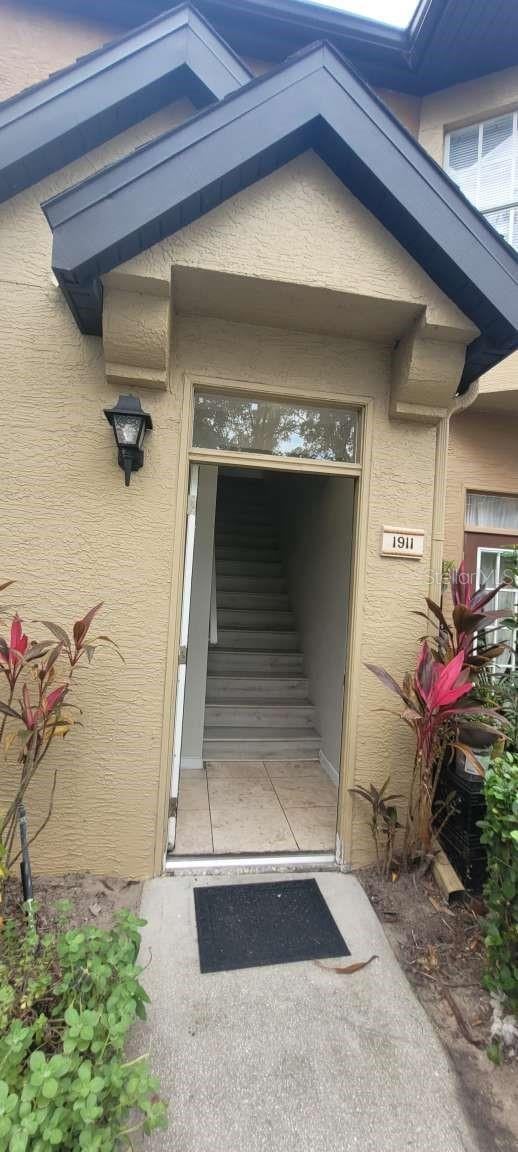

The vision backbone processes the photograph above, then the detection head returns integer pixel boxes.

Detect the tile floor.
[173,760,338,855]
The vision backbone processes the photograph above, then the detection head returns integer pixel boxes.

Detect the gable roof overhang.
[0,3,250,203]
[42,40,518,392]
[22,0,518,95]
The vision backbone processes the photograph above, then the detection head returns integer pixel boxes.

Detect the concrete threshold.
[165,851,337,875]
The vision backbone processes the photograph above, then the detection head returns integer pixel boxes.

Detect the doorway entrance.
[168,462,355,859]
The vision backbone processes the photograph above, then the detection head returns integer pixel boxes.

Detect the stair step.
[203,730,321,760]
[205,703,316,728]
[216,561,283,576]
[217,609,295,629]
[216,519,278,532]
[217,516,276,529]
[205,676,310,700]
[214,532,279,546]
[217,629,299,650]
[207,649,304,672]
[216,548,281,563]
[216,592,290,609]
[217,576,287,592]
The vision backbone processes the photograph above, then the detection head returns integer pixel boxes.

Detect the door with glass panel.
[463,491,518,673]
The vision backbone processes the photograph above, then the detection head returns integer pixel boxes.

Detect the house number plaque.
[381,526,424,559]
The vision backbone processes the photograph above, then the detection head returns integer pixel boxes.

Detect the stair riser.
[216,519,278,532]
[217,610,295,629]
[205,705,316,728]
[217,562,283,576]
[215,532,279,546]
[217,630,299,650]
[217,512,276,527]
[207,651,304,673]
[216,593,290,609]
[217,576,287,592]
[205,677,310,700]
[216,549,281,563]
[203,738,321,760]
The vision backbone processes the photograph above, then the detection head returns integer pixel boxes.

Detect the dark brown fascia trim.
[0,3,251,203]
[42,40,518,388]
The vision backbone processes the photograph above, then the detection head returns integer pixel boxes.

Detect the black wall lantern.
[104,394,153,486]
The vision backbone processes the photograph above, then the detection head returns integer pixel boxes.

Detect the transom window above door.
[445,112,518,249]
[192,391,359,463]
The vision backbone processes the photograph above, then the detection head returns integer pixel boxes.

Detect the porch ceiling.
[171,266,423,343]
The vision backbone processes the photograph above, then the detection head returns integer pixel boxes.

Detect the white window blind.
[445,112,518,249]
[466,491,518,532]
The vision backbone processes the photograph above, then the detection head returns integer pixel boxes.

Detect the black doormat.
[194,878,350,973]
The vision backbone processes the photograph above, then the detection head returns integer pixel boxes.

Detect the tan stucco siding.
[376,88,421,136]
[445,411,518,564]
[104,152,467,871]
[0,139,462,875]
[0,1,123,101]
[120,152,470,334]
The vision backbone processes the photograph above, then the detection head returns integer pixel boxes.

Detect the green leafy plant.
[472,669,518,754]
[349,777,402,877]
[478,752,518,1057]
[0,906,167,1149]
[0,580,120,893]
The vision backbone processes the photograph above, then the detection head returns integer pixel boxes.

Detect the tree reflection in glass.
[192,392,358,462]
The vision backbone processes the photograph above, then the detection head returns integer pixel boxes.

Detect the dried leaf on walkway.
[316,955,378,974]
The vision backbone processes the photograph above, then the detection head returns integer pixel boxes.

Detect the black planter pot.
[435,759,487,894]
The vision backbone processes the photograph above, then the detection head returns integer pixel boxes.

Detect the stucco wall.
[0,124,461,872]
[117,148,469,869]
[0,87,194,878]
[420,63,518,403]
[445,411,518,565]
[0,1,123,100]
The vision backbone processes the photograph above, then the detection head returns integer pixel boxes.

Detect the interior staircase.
[203,475,321,761]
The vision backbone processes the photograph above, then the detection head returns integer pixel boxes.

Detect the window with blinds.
[444,112,518,249]
[466,491,518,532]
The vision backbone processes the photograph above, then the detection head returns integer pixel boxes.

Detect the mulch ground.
[1,871,142,933]
[359,866,517,1152]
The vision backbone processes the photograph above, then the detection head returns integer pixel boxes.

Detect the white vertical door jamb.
[167,463,199,851]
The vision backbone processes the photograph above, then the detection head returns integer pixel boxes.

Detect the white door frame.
[167,462,199,851]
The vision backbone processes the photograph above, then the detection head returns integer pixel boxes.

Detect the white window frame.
[476,545,518,672]
[444,112,518,244]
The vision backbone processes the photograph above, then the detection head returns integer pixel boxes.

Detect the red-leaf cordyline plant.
[418,560,509,670]
[0,581,120,897]
[367,643,503,866]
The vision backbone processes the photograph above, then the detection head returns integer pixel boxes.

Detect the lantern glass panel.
[113,414,143,447]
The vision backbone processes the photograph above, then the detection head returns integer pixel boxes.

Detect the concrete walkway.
[138,871,478,1152]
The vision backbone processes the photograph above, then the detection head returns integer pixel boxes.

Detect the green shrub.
[478,753,518,1024]
[0,906,167,1150]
